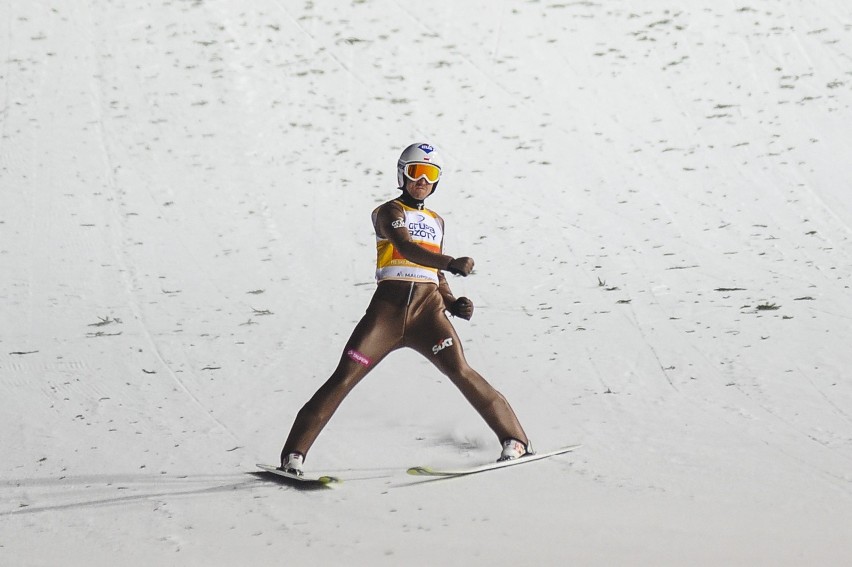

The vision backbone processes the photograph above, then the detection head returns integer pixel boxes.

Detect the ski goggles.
[403,162,441,183]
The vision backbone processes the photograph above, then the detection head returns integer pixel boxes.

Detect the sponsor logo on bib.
[408,220,438,240]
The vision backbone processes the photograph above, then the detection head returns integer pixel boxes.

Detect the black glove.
[446,257,474,276]
[450,297,474,320]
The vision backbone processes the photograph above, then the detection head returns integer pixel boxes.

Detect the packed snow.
[2,0,851,565]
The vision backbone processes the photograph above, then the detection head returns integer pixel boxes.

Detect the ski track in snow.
[2,0,852,565]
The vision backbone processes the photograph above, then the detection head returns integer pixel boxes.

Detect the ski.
[256,464,341,486]
[407,444,581,478]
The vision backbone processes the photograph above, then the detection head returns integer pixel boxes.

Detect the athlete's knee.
[296,397,328,424]
[436,353,474,378]
[301,369,363,420]
[448,368,498,400]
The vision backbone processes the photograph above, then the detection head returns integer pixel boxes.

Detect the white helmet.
[396,143,443,191]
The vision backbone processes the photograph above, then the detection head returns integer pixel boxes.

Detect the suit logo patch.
[347,349,372,367]
[432,337,453,355]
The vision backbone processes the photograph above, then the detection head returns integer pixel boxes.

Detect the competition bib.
[374,203,443,283]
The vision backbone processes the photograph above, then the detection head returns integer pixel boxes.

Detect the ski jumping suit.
[281,198,528,461]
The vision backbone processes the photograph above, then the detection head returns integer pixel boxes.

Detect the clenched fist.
[446,256,474,276]
[450,297,474,320]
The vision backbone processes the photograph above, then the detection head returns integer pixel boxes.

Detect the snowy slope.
[2,0,851,565]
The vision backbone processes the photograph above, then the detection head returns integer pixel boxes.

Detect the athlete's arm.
[375,201,456,270]
[437,271,457,308]
[438,272,475,320]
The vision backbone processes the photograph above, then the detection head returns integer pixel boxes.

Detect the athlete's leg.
[280,290,403,462]
[407,290,529,445]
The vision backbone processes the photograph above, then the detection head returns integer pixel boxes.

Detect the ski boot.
[498,438,533,462]
[280,452,305,476]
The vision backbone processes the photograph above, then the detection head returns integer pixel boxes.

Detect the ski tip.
[406,466,435,476]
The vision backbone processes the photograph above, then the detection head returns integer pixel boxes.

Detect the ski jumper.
[280,198,528,462]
